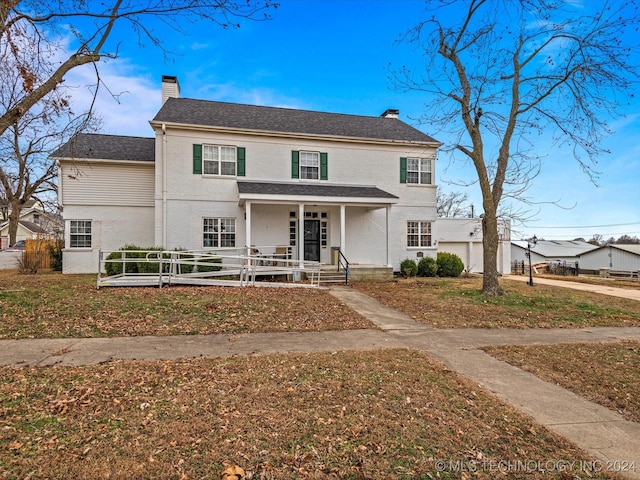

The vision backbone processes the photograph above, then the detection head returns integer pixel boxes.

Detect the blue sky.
[65,0,640,242]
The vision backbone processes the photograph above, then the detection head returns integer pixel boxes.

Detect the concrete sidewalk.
[1,280,639,477]
[328,286,640,479]
[506,274,640,301]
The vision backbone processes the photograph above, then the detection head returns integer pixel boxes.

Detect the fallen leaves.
[352,277,640,329]
[0,350,618,479]
[487,340,640,423]
[0,272,374,339]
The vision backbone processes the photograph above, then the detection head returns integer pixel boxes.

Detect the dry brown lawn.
[1,271,638,478]
[352,276,640,329]
[486,340,640,424]
[0,350,622,479]
[0,271,373,339]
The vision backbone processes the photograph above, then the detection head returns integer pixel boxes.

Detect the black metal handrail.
[336,249,349,285]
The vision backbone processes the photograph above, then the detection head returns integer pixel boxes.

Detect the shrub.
[136,247,171,274]
[104,244,145,276]
[195,256,222,273]
[16,252,39,274]
[400,258,418,277]
[104,246,198,276]
[437,252,464,277]
[47,241,64,272]
[417,256,438,277]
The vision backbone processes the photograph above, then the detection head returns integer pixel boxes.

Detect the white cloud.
[62,60,160,137]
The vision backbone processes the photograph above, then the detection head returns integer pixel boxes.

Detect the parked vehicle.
[6,240,26,251]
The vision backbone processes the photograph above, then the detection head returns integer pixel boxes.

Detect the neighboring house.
[0,200,63,250]
[511,240,599,265]
[53,75,443,275]
[435,217,511,274]
[578,244,640,274]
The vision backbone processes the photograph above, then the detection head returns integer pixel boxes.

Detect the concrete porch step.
[316,266,348,284]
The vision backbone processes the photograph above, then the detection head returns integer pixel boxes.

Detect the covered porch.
[238,181,398,277]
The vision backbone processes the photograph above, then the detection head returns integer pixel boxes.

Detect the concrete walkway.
[1,279,640,477]
[507,274,640,301]
[329,286,640,479]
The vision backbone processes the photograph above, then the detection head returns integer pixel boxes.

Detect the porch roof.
[237,180,398,206]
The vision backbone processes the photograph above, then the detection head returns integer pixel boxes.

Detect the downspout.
[162,123,167,247]
[56,159,65,246]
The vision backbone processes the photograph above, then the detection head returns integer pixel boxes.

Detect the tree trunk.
[7,199,22,246]
[481,210,504,296]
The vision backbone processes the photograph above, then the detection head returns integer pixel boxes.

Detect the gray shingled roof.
[153,98,439,144]
[237,181,398,200]
[512,240,599,257]
[51,133,155,162]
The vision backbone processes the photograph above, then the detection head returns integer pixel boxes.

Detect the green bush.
[104,246,197,276]
[194,256,222,273]
[104,244,145,276]
[437,252,464,277]
[136,247,172,274]
[417,256,438,277]
[400,258,418,277]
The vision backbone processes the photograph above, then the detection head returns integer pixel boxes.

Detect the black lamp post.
[526,235,538,286]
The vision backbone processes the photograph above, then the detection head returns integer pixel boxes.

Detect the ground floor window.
[407,221,432,247]
[203,218,236,248]
[70,220,92,248]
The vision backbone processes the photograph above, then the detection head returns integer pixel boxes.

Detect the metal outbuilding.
[577,244,640,274]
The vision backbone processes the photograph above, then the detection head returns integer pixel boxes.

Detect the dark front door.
[304,219,320,262]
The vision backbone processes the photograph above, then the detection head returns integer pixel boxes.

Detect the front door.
[304,219,320,262]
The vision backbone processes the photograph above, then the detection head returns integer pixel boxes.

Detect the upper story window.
[300,151,319,179]
[292,150,328,180]
[193,144,246,176]
[400,157,434,185]
[203,145,236,176]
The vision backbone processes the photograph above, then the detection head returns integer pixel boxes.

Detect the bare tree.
[393,0,639,295]
[436,188,471,218]
[0,0,276,244]
[0,0,277,137]
[0,78,96,245]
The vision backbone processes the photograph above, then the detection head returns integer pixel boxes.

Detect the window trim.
[401,157,434,185]
[202,217,236,249]
[299,151,320,180]
[407,220,433,248]
[69,220,92,249]
[202,145,237,177]
[292,150,328,180]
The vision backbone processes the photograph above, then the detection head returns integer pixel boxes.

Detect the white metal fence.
[97,248,321,289]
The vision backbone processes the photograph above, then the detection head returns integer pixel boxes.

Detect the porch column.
[340,204,346,258]
[385,206,392,267]
[245,201,252,256]
[298,203,305,267]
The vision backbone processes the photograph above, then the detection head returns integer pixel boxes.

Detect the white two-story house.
[54,76,441,276]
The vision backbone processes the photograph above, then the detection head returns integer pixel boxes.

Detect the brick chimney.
[161,75,180,104]
[381,108,399,119]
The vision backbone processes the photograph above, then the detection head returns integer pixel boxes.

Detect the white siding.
[579,246,640,272]
[60,162,154,206]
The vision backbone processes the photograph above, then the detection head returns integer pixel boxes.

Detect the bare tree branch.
[392,0,640,295]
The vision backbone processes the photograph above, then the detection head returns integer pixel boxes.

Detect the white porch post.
[245,201,252,256]
[298,203,305,267]
[386,206,391,267]
[340,204,346,258]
